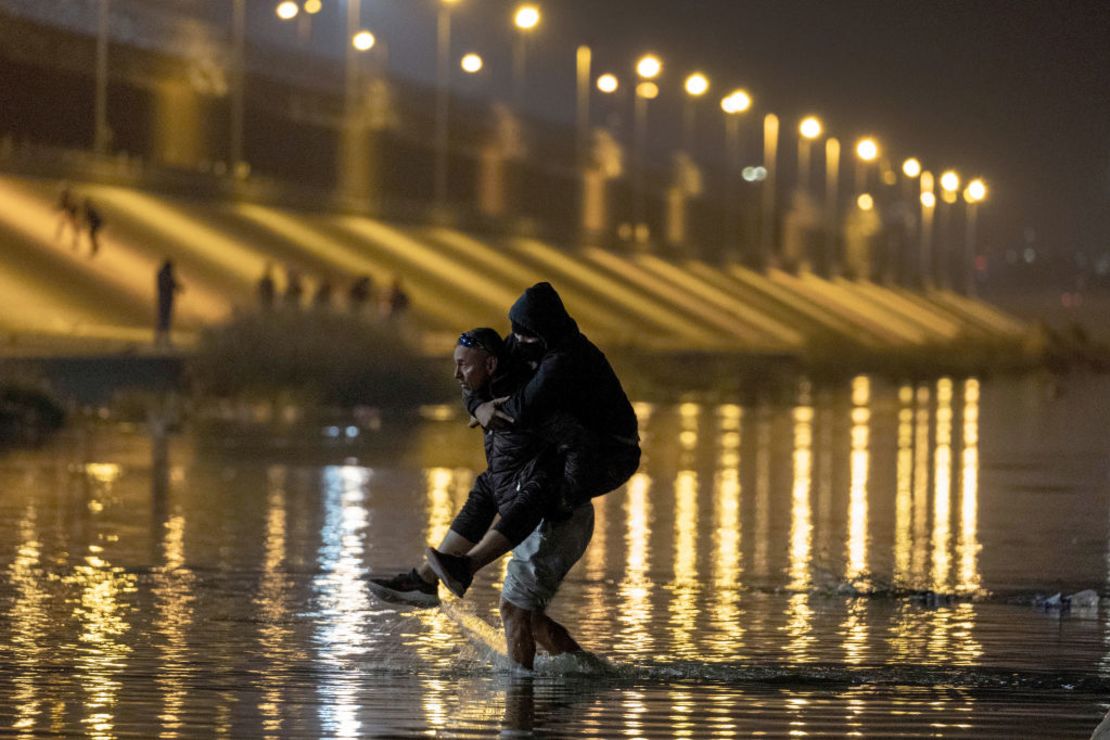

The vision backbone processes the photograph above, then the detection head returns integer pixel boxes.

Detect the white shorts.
[500,503,594,611]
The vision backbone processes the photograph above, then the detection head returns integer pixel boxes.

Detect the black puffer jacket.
[463,362,576,545]
[490,282,638,441]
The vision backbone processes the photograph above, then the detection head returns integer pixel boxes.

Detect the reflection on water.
[958,379,981,595]
[710,404,743,659]
[315,465,373,739]
[846,376,870,584]
[933,378,955,591]
[620,472,654,659]
[786,389,815,663]
[10,505,45,738]
[68,463,137,740]
[0,375,1106,735]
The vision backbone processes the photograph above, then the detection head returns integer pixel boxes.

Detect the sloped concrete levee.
[0,173,1027,362]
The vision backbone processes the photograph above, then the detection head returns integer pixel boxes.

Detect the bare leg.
[529,611,582,656]
[500,599,536,670]
[416,529,474,583]
[462,528,514,575]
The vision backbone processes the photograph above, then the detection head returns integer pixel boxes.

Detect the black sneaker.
[368,568,440,608]
[425,548,473,598]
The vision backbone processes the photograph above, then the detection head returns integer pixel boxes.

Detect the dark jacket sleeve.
[495,351,574,428]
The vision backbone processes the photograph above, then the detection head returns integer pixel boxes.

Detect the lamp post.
[898,157,922,282]
[94,0,110,155]
[797,115,822,192]
[229,0,246,173]
[632,54,662,245]
[854,136,879,193]
[576,45,592,168]
[338,0,380,199]
[824,136,840,276]
[761,112,780,268]
[682,72,710,153]
[919,170,937,287]
[511,4,541,107]
[938,169,960,288]
[721,89,752,262]
[962,177,987,296]
[434,0,460,210]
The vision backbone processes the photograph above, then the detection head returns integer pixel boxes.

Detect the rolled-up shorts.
[501,502,594,612]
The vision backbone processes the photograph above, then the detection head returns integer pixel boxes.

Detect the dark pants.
[449,440,641,546]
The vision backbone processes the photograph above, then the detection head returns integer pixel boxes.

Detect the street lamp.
[597,73,619,94]
[855,137,878,162]
[939,169,960,203]
[720,89,752,261]
[720,89,751,115]
[512,3,541,105]
[275,1,299,20]
[460,52,483,74]
[352,30,375,51]
[797,115,822,191]
[962,177,988,295]
[902,157,921,178]
[636,54,662,80]
[682,72,709,151]
[304,0,322,13]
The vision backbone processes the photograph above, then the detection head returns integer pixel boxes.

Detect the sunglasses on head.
[458,331,498,355]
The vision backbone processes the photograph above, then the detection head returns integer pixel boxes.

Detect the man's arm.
[489,352,573,428]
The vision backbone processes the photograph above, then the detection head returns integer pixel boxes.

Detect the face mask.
[511,339,546,363]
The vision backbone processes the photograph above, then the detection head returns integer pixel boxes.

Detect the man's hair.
[457,327,504,358]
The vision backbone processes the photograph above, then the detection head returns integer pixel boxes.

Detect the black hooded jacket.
[458,358,574,546]
[474,282,638,442]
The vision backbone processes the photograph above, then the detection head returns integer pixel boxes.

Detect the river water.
[1,373,1108,737]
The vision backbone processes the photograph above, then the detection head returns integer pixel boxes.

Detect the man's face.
[453,345,496,392]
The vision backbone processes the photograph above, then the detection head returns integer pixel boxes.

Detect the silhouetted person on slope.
[348,275,373,315]
[155,259,183,349]
[83,198,104,258]
[283,266,304,309]
[257,262,276,310]
[55,185,80,249]
[380,277,410,321]
[312,276,334,311]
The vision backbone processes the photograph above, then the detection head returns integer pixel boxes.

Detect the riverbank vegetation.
[0,367,65,445]
[189,310,452,409]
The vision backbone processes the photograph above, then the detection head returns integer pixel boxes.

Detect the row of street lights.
[262,1,991,283]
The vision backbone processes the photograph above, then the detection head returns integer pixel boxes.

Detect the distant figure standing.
[83,198,104,257]
[284,266,305,309]
[55,185,80,249]
[312,276,334,311]
[155,259,183,348]
[380,277,410,321]
[348,275,374,315]
[257,262,276,310]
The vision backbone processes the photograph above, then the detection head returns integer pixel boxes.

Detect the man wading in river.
[373,283,640,669]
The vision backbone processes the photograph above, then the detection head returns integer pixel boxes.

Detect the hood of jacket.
[507,282,579,348]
